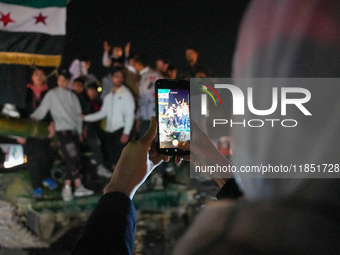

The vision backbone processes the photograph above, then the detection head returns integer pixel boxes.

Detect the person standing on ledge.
[83,67,135,171]
[31,70,94,201]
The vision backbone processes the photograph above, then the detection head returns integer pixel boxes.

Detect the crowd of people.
[2,0,339,253]
[15,42,210,201]
[71,0,340,254]
[164,99,190,129]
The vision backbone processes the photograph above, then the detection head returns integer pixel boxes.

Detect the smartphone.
[155,79,190,155]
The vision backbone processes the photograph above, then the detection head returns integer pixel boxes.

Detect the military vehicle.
[0,114,216,254]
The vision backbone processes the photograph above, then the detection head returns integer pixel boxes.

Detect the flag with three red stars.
[0,0,66,67]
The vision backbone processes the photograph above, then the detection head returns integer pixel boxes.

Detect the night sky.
[63,0,250,79]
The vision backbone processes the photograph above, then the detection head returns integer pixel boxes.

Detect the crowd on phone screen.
[164,98,190,129]
[14,42,211,201]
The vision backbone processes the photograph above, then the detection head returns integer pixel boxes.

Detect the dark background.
[62,0,250,78]
[0,0,250,108]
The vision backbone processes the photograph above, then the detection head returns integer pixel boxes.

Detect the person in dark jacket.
[72,77,91,115]
[177,47,210,81]
[17,68,57,199]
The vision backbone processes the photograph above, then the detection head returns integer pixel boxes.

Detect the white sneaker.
[96,165,112,179]
[1,103,20,118]
[74,185,94,198]
[61,185,73,201]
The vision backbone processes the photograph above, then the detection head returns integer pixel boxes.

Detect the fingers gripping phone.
[155,79,190,155]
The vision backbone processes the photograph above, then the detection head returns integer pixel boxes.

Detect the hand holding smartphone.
[155,79,190,155]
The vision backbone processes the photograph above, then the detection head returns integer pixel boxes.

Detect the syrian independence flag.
[0,0,66,67]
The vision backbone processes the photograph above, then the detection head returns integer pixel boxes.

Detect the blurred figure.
[176,102,183,127]
[17,68,57,199]
[84,82,112,178]
[84,67,135,170]
[72,77,91,115]
[124,55,140,100]
[102,41,130,68]
[86,83,102,111]
[167,64,178,79]
[101,64,139,102]
[72,77,86,95]
[178,47,210,80]
[130,53,163,138]
[73,79,111,178]
[101,71,114,101]
[101,42,136,100]
[69,56,99,88]
[182,101,189,129]
[155,56,169,78]
[165,104,175,127]
[31,70,94,201]
[20,68,48,117]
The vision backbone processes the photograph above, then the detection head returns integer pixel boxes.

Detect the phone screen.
[156,83,190,155]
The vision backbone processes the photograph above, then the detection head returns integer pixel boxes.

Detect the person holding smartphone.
[73,0,340,254]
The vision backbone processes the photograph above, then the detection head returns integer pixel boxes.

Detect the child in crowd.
[30,70,94,201]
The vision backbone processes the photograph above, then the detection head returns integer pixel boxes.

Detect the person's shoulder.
[70,90,79,97]
[65,89,78,99]
[45,87,58,95]
[148,69,163,81]
[150,68,162,76]
[103,91,113,101]
[49,86,60,91]
[121,85,134,97]
[121,84,130,92]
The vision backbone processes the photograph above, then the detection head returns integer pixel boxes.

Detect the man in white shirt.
[84,67,135,169]
[130,53,163,138]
